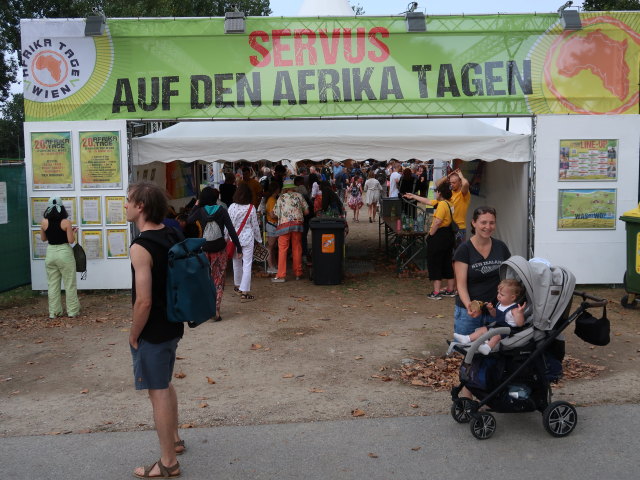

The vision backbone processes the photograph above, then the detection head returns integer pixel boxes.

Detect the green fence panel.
[0,164,31,292]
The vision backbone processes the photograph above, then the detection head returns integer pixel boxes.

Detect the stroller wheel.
[470,412,496,440]
[451,398,475,424]
[543,401,577,437]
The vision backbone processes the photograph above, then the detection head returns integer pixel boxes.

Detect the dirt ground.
[1,220,639,437]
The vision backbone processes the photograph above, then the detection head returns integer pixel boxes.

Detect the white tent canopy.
[131,118,531,166]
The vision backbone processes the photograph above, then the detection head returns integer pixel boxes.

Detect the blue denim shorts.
[453,304,491,335]
[130,337,180,390]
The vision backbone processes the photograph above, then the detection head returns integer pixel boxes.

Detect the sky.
[268,0,585,16]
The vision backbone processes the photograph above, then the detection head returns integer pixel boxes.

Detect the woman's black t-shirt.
[453,238,511,308]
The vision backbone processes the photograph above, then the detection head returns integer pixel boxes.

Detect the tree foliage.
[582,0,640,10]
[0,94,24,159]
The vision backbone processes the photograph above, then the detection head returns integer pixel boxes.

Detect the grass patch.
[0,285,40,310]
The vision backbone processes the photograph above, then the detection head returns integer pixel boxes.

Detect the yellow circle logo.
[528,13,640,115]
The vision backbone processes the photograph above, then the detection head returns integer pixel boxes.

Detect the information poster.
[81,230,104,259]
[0,182,8,224]
[30,197,49,225]
[557,189,617,230]
[106,229,128,258]
[31,132,73,189]
[80,196,102,225]
[32,230,47,259]
[559,140,618,181]
[79,131,122,189]
[105,196,126,225]
[61,197,77,225]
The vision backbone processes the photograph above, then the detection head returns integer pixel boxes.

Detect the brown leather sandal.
[133,459,180,478]
[174,439,186,455]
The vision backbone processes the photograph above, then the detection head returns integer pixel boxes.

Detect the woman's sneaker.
[441,290,457,298]
[427,291,442,300]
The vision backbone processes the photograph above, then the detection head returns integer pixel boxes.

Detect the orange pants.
[277,231,303,279]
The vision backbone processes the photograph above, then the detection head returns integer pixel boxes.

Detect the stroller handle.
[573,291,608,308]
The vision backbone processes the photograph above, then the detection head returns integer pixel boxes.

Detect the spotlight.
[558,1,582,30]
[404,3,426,33]
[84,9,106,36]
[225,10,245,34]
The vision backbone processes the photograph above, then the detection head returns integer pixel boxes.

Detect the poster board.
[557,189,617,230]
[31,132,74,190]
[24,120,131,290]
[79,131,122,189]
[534,115,640,284]
[559,139,617,181]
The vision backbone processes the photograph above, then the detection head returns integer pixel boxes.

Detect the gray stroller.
[449,256,609,439]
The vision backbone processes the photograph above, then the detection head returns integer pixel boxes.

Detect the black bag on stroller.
[574,306,610,346]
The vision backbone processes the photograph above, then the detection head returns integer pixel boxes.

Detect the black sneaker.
[441,290,457,298]
[427,291,442,300]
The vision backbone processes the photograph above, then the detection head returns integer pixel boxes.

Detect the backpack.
[203,218,223,242]
[135,232,216,328]
[72,243,87,280]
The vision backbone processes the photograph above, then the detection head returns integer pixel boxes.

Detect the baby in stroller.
[453,279,527,355]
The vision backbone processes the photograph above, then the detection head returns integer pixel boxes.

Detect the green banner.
[21,12,640,121]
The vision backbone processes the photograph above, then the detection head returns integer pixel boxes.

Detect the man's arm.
[129,243,153,349]
[457,169,470,195]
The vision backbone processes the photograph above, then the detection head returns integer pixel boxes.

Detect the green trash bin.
[619,204,640,308]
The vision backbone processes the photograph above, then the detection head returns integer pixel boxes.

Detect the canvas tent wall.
[131,118,531,255]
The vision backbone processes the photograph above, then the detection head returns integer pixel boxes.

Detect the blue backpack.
[136,232,216,328]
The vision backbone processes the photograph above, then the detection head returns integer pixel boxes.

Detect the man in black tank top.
[126,182,184,478]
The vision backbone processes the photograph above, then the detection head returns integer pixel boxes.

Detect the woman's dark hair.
[308,172,319,186]
[367,170,375,179]
[470,206,497,234]
[232,183,252,205]
[224,172,236,184]
[44,205,68,221]
[402,168,412,180]
[199,187,219,207]
[320,181,341,212]
[436,182,453,201]
[266,181,280,199]
[128,181,169,224]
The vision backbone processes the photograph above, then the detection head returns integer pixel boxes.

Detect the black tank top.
[131,227,184,344]
[46,219,68,245]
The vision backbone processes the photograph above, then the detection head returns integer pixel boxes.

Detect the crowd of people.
[32,158,513,477]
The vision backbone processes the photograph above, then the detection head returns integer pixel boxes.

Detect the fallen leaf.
[198,402,209,408]
[368,452,379,458]
[35,339,44,344]
[180,423,195,429]
[354,355,364,360]
[77,429,91,434]
[352,409,366,417]
[309,388,325,393]
[282,373,295,378]
[411,447,421,451]
[174,372,186,379]
[410,404,419,408]
[378,331,390,336]
[176,356,186,360]
[250,343,262,350]
[80,388,89,394]
[206,376,216,384]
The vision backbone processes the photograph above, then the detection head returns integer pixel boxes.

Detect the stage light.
[84,8,106,36]
[558,1,582,30]
[224,9,245,34]
[405,2,426,32]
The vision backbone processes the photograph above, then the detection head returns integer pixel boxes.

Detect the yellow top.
[433,200,453,227]
[451,189,471,229]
